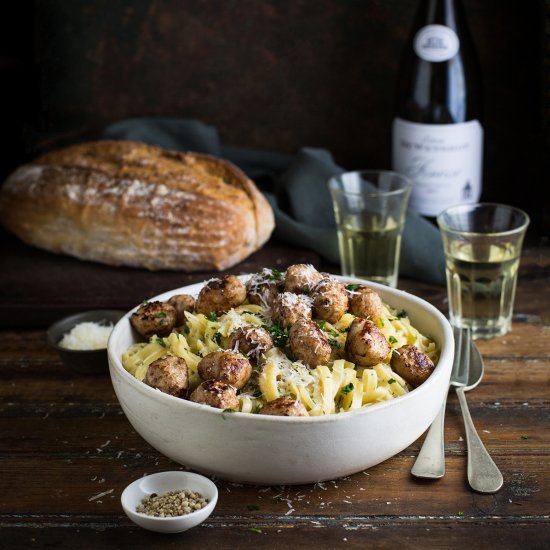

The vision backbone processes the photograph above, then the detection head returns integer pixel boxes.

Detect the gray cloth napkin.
[102,118,445,284]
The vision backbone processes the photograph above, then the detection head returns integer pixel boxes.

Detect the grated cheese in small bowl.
[59,321,114,350]
[48,310,125,374]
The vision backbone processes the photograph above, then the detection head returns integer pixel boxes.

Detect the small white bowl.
[121,471,218,533]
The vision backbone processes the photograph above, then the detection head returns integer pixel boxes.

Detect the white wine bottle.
[392,0,483,217]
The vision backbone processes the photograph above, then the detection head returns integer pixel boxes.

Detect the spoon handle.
[411,396,447,478]
[456,387,504,493]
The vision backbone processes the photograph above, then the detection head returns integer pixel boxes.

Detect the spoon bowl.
[456,343,504,493]
[463,342,484,391]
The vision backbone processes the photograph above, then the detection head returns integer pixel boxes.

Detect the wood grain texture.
[0,243,548,548]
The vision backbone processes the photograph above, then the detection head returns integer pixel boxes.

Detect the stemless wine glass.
[437,203,530,339]
[328,171,412,288]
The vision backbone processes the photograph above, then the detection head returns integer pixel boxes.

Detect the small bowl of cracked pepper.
[121,471,218,533]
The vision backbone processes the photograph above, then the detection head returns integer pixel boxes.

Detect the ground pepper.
[136,489,208,517]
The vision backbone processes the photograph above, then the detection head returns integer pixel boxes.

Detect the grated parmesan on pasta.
[121,281,439,416]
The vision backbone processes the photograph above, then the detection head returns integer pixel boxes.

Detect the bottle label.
[392,117,483,217]
[414,24,459,62]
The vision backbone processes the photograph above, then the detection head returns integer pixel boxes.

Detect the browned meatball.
[390,345,435,388]
[246,268,283,307]
[345,318,391,367]
[197,350,252,390]
[259,397,308,417]
[130,301,177,338]
[348,286,384,322]
[288,318,332,368]
[144,356,189,397]
[189,379,240,410]
[311,277,349,323]
[195,275,247,316]
[167,294,195,325]
[270,292,312,328]
[284,264,324,294]
[229,326,273,361]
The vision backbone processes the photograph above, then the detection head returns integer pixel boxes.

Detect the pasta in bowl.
[108,268,453,484]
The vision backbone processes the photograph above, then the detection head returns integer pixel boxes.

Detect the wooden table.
[1,232,549,549]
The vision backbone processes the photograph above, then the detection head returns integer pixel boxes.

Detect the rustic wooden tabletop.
[1,233,548,549]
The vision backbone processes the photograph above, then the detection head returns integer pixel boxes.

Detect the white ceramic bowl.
[108,276,454,485]
[121,471,218,533]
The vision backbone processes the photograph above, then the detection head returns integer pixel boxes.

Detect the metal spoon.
[411,326,470,479]
[457,342,504,493]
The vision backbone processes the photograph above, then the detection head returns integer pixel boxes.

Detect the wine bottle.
[392,0,483,218]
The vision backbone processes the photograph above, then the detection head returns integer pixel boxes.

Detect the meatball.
[311,277,349,323]
[345,318,391,367]
[288,318,332,368]
[270,292,312,328]
[197,350,252,390]
[259,397,308,417]
[143,356,189,397]
[284,264,324,294]
[189,379,239,410]
[390,345,435,388]
[195,275,247,316]
[229,326,273,361]
[246,268,283,307]
[130,301,177,338]
[348,286,384,322]
[167,294,195,325]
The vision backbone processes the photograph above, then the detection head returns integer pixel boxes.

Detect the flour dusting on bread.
[0,140,275,271]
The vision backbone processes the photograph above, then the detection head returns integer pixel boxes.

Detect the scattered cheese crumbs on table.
[89,489,114,501]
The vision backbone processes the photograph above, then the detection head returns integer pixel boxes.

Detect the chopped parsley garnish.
[341,383,354,395]
[395,309,408,319]
[328,339,342,349]
[262,322,288,348]
[206,311,218,322]
[154,336,166,348]
[248,527,262,534]
[155,311,167,318]
[246,382,263,398]
[318,320,339,337]
[222,408,237,419]
[345,284,361,291]
[142,299,150,305]
[389,335,398,344]
[379,318,385,327]
[247,504,260,511]
[388,378,396,384]
[213,332,222,345]
[457,511,465,517]
[267,268,283,281]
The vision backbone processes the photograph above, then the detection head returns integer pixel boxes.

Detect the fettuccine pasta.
[122,289,438,416]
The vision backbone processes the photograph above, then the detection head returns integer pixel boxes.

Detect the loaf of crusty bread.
[0,140,275,271]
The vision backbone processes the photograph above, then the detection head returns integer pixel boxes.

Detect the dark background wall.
[1,0,548,237]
